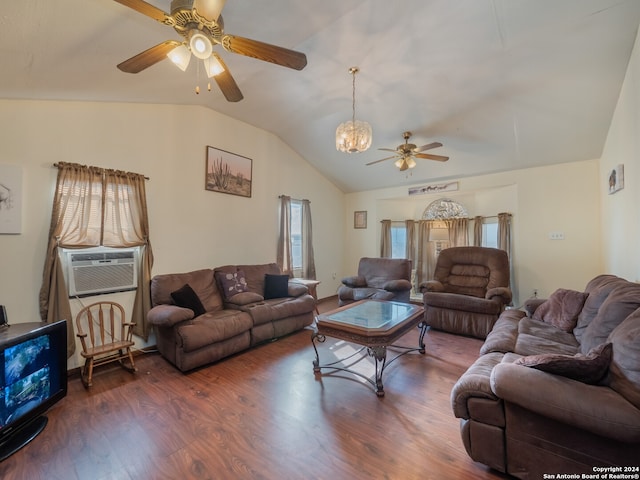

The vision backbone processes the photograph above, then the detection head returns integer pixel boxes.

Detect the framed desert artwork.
[205,146,252,198]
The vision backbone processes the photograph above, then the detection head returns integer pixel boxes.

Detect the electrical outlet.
[549,231,565,240]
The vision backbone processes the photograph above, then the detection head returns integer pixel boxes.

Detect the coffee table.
[311,299,426,396]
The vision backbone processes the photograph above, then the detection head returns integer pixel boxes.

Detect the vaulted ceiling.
[1,0,639,192]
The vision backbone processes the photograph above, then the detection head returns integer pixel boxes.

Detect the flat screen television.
[0,320,67,461]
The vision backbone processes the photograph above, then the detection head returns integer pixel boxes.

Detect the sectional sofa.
[148,263,316,371]
[451,274,640,478]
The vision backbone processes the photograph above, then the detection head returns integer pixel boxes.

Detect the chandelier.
[336,67,372,153]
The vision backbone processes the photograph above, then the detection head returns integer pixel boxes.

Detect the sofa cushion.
[580,281,640,353]
[607,308,640,409]
[170,284,206,316]
[514,342,612,384]
[573,274,628,343]
[226,291,264,306]
[517,317,580,348]
[215,263,282,296]
[176,310,253,353]
[532,288,588,332]
[264,274,290,299]
[216,270,249,300]
[151,268,223,313]
[238,295,315,326]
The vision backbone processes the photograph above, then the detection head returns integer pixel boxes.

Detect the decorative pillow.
[217,270,248,300]
[170,283,206,316]
[514,342,612,384]
[532,288,589,332]
[264,274,290,299]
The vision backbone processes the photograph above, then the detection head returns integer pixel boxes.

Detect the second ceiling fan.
[113,0,307,102]
[367,131,449,171]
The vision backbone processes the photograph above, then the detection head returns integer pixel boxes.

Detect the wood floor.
[0,298,511,480]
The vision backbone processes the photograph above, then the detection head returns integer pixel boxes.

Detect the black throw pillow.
[170,283,206,316]
[264,274,290,299]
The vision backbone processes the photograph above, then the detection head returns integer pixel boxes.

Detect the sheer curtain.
[39,162,154,356]
[416,220,436,287]
[276,195,293,276]
[446,217,469,246]
[380,220,392,257]
[301,199,316,279]
[473,215,483,246]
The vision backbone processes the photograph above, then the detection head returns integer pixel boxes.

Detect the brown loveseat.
[451,274,640,478]
[148,263,315,371]
[338,257,412,306]
[420,246,512,339]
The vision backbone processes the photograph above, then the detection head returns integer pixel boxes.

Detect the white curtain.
[277,195,293,276]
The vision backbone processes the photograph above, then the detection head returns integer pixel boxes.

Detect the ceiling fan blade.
[415,142,443,152]
[221,35,307,70]
[414,153,449,162]
[210,53,243,102]
[117,40,181,73]
[194,0,226,21]
[366,155,399,166]
[113,0,169,22]
[378,148,399,153]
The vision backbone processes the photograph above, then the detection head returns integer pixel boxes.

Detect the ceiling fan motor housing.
[170,0,223,40]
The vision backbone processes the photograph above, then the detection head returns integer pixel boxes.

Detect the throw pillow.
[217,270,248,300]
[532,288,589,332]
[264,274,290,299]
[514,342,613,384]
[170,283,206,316]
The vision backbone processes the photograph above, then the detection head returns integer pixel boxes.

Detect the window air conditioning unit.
[62,247,139,297]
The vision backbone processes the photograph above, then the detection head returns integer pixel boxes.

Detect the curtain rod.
[278,195,310,202]
[53,163,149,180]
[381,215,506,223]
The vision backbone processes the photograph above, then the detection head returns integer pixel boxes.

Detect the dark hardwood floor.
[0,297,510,480]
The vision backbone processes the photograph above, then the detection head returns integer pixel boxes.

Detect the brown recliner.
[338,257,413,306]
[420,246,511,339]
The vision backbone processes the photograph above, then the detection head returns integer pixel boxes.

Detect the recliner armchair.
[420,246,511,339]
[338,257,413,306]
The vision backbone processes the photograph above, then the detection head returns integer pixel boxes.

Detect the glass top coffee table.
[311,299,426,397]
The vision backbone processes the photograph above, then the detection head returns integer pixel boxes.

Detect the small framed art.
[354,211,367,229]
[608,164,624,194]
[205,146,252,198]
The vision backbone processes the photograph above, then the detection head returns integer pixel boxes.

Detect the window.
[390,223,407,259]
[482,219,498,248]
[290,199,303,276]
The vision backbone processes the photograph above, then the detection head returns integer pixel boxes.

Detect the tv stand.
[0,415,48,462]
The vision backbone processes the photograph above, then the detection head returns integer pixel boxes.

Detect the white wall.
[0,99,345,369]
[600,27,640,281]
[344,159,603,307]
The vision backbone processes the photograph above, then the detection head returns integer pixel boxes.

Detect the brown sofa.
[338,257,412,306]
[148,263,315,371]
[420,246,512,339]
[451,274,640,478]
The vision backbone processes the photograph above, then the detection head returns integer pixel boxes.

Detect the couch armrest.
[147,304,194,328]
[383,279,412,292]
[419,280,444,293]
[485,286,512,305]
[287,283,308,297]
[490,362,640,443]
[523,297,547,317]
[341,275,367,288]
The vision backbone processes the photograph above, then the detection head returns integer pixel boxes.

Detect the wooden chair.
[75,301,137,387]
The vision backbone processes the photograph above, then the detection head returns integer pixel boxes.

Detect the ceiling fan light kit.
[336,67,372,153]
[366,131,449,171]
[113,0,307,102]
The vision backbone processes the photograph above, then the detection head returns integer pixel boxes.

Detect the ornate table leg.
[311,328,325,373]
[417,321,427,354]
[370,346,388,397]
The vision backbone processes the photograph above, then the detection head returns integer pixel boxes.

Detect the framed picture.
[354,211,367,229]
[205,146,252,198]
[608,164,624,195]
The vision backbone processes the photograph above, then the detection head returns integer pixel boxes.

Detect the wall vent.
[62,247,139,297]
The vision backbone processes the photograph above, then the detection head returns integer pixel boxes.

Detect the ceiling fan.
[113,0,308,102]
[366,131,449,171]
